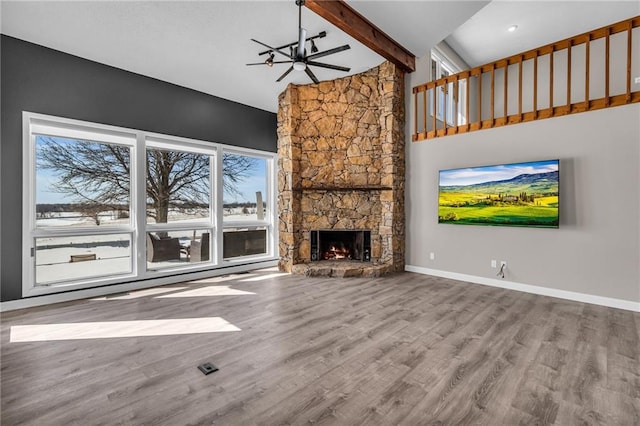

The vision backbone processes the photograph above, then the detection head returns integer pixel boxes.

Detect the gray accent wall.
[405,68,640,303]
[0,35,277,302]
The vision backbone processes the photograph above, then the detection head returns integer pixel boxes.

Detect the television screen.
[438,159,559,228]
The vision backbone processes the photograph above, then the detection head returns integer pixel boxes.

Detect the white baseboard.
[0,260,278,312]
[405,265,640,313]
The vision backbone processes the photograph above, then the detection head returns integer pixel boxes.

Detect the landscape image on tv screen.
[438,159,559,228]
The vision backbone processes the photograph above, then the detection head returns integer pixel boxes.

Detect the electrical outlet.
[501,261,507,269]
[430,252,435,260]
[635,76,640,84]
[491,260,497,268]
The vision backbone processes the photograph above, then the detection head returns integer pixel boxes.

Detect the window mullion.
[32,226,135,237]
[268,157,277,258]
[146,222,213,232]
[215,150,224,265]
[23,118,37,294]
[135,133,147,278]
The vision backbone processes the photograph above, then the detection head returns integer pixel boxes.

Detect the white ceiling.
[346,0,489,58]
[1,1,638,113]
[445,1,640,68]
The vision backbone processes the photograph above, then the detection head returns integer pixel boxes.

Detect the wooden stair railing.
[412,16,640,141]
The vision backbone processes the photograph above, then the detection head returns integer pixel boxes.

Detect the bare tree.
[77,203,110,225]
[146,149,209,223]
[37,137,258,224]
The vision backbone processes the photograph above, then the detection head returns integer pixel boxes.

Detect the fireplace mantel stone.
[277,62,405,275]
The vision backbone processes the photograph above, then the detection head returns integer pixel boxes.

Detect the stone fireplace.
[277,62,405,277]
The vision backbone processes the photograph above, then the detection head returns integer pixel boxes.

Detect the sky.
[223,158,267,204]
[36,136,94,204]
[37,173,67,204]
[439,160,559,187]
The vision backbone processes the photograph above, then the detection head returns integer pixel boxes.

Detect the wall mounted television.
[438,159,559,228]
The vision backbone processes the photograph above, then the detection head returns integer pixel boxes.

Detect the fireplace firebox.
[310,230,371,262]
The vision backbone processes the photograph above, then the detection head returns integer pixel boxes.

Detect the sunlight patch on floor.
[188,274,257,284]
[90,287,188,300]
[239,272,289,282]
[156,285,256,298]
[10,317,241,342]
[253,266,280,272]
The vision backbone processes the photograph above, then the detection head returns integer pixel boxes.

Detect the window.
[26,121,136,290]
[35,234,132,285]
[35,136,132,226]
[222,152,272,260]
[146,229,211,269]
[431,48,467,127]
[145,144,212,225]
[23,113,277,296]
[145,138,216,271]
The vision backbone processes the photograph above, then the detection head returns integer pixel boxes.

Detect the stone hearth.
[277,62,405,275]
[292,261,391,278]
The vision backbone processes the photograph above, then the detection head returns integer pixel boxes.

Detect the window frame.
[22,112,278,297]
[431,48,467,127]
[144,135,218,274]
[219,148,277,265]
[23,114,139,296]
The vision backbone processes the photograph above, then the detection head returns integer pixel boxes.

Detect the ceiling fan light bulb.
[293,61,306,71]
[265,53,274,67]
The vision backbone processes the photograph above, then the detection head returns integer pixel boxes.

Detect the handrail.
[412,16,640,141]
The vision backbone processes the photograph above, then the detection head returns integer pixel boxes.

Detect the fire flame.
[322,245,352,260]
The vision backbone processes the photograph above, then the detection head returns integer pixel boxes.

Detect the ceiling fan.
[246,0,351,84]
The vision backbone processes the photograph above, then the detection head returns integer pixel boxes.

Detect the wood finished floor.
[1,270,639,425]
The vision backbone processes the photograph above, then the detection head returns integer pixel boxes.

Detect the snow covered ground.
[33,208,268,285]
[36,207,267,227]
[37,257,132,285]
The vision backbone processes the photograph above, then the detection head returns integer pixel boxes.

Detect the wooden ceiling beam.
[304,0,416,73]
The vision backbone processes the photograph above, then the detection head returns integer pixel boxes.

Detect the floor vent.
[197,362,219,375]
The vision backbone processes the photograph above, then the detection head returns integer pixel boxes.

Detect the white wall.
[405,67,640,305]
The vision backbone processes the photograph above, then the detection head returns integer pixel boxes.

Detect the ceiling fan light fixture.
[265,52,275,67]
[248,0,350,84]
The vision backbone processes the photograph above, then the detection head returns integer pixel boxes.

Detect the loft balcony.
[412,16,640,141]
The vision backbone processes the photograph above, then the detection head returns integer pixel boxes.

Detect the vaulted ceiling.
[2,1,638,113]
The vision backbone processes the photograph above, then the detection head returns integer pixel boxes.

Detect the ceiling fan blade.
[276,66,295,82]
[307,61,351,72]
[307,44,351,60]
[298,28,307,58]
[246,61,293,66]
[305,67,320,84]
[251,39,292,59]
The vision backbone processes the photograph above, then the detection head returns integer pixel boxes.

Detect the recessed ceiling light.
[508,25,518,33]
